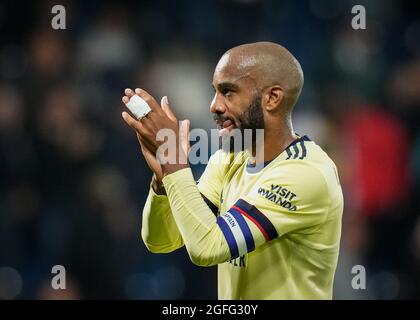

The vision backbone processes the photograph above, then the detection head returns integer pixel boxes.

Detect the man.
[121,42,343,299]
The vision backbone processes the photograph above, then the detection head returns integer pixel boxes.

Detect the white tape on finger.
[125,95,152,119]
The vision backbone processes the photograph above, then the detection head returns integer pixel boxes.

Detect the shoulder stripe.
[217,216,239,258]
[299,140,307,159]
[285,147,292,160]
[285,135,311,160]
[292,143,300,159]
[234,199,278,242]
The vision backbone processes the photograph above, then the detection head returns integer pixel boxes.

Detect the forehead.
[212,52,257,87]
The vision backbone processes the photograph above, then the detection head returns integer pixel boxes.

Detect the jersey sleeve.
[162,162,330,266]
[141,181,184,253]
[196,149,234,213]
[216,162,330,258]
[141,150,233,255]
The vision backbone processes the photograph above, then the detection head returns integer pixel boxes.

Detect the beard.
[215,93,265,154]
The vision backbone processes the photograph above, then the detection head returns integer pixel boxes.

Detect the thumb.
[161,96,177,121]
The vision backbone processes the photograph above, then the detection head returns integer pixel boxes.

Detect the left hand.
[122,88,190,176]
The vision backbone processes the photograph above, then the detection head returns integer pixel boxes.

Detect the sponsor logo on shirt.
[257,184,297,211]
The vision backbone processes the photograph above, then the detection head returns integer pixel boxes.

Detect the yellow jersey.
[142,135,343,300]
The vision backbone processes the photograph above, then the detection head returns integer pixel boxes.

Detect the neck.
[248,117,297,165]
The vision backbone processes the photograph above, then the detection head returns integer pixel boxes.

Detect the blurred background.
[0,0,419,299]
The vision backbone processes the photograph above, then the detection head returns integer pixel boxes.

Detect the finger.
[161,96,177,121]
[136,132,147,147]
[134,88,163,115]
[124,88,135,98]
[136,132,155,152]
[122,96,129,104]
[122,111,145,134]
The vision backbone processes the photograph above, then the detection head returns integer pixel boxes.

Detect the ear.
[263,85,284,112]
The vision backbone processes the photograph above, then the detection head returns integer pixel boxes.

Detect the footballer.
[121,42,343,300]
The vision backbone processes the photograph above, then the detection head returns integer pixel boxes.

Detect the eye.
[222,88,233,97]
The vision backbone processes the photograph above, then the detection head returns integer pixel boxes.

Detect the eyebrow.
[213,82,240,92]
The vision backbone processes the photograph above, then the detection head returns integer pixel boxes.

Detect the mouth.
[216,118,236,136]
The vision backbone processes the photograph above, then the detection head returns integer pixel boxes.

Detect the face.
[211,56,265,152]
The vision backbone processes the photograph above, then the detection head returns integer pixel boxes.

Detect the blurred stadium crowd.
[0,0,419,299]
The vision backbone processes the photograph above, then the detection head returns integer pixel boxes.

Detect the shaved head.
[211,42,304,159]
[215,42,304,112]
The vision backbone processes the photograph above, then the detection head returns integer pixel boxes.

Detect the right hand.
[137,132,164,182]
[122,88,190,185]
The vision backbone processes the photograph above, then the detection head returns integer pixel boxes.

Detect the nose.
[210,93,225,114]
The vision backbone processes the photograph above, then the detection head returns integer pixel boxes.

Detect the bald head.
[215,42,304,112]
